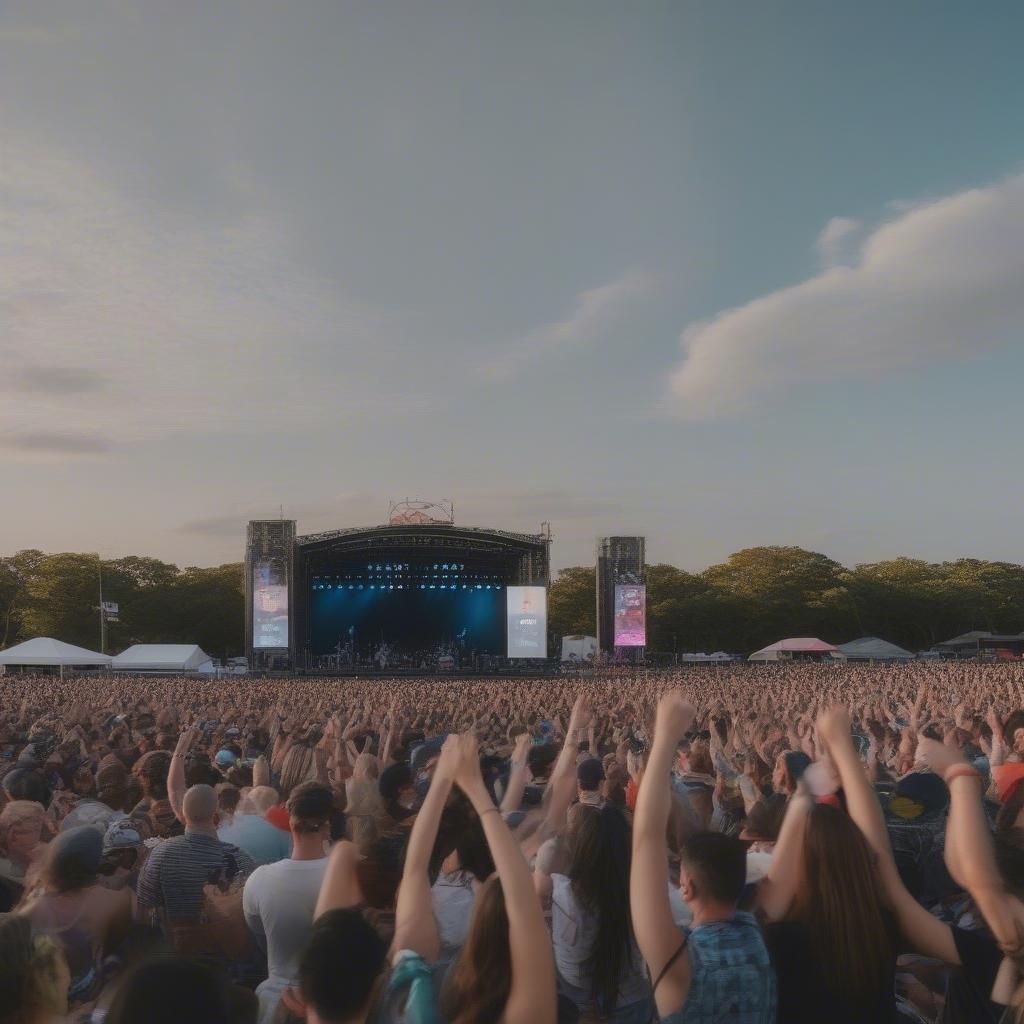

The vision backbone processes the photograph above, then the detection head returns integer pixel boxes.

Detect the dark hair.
[2,769,51,808]
[568,804,634,1012]
[298,910,386,1022]
[441,875,512,1024]
[792,803,893,1006]
[287,782,334,834]
[138,752,171,799]
[105,955,237,1024]
[679,831,747,905]
[218,785,241,815]
[743,794,787,842]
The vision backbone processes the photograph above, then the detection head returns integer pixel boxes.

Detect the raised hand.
[654,690,696,743]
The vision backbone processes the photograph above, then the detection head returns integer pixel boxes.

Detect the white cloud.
[668,173,1024,419]
[815,216,860,266]
[480,270,661,380]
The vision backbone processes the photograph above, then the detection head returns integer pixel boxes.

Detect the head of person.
[0,801,46,864]
[105,954,248,1024]
[441,875,513,1024]
[576,758,605,802]
[2,769,52,811]
[282,909,387,1023]
[792,802,893,1005]
[217,785,241,821]
[242,785,280,816]
[98,818,146,890]
[40,826,103,895]
[773,751,811,795]
[567,804,633,1011]
[133,751,171,800]
[678,831,747,913]
[739,794,787,850]
[95,759,129,812]
[0,914,69,1024]
[182,785,219,833]
[378,763,415,813]
[287,782,334,848]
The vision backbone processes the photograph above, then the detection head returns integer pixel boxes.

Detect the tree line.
[549,547,1024,655]
[2,546,1023,659]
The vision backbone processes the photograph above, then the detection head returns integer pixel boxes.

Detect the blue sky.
[2,1,1023,571]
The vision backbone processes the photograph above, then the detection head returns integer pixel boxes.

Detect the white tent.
[838,636,915,661]
[0,637,110,668]
[748,637,843,662]
[561,635,598,662]
[111,644,215,673]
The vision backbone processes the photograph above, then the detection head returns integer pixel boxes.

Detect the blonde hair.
[0,801,45,845]
[0,915,69,1023]
[279,745,315,801]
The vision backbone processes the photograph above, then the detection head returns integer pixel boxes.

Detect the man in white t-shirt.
[243,781,333,1024]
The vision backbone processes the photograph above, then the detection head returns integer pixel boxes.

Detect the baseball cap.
[102,817,143,854]
[410,736,447,773]
[215,749,238,768]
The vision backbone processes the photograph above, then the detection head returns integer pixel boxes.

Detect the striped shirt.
[137,829,255,921]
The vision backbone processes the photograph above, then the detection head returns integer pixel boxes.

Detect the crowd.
[1,661,1023,1023]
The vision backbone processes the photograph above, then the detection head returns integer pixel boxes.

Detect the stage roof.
[0,637,111,666]
[297,523,547,549]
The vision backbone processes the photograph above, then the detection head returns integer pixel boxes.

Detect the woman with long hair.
[0,914,69,1024]
[551,803,653,1022]
[391,731,556,1024]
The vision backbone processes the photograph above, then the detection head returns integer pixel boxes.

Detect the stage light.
[485,584,491,589]
[348,585,354,590]
[476,584,482,589]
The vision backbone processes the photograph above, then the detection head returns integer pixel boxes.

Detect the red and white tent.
[748,637,843,662]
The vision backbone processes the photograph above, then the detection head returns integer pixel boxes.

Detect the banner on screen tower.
[613,585,646,647]
[253,561,289,649]
[506,586,547,658]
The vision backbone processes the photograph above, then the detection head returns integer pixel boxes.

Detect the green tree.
[548,566,596,641]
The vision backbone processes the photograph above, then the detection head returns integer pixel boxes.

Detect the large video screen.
[614,584,646,647]
[506,586,547,658]
[253,561,289,649]
[311,584,504,657]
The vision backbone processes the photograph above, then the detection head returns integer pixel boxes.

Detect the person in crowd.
[0,801,47,887]
[244,781,333,1024]
[0,913,70,1024]
[221,784,293,866]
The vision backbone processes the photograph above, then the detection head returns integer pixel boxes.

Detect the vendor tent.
[748,638,842,662]
[111,644,214,673]
[0,637,110,670]
[838,636,915,661]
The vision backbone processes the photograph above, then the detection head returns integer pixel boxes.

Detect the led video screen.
[506,586,547,658]
[613,584,646,647]
[310,584,504,656]
[253,561,289,649]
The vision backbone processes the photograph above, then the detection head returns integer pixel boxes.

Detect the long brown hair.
[440,876,511,1024]
[791,803,893,1005]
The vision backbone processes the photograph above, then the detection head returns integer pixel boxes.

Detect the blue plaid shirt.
[660,912,776,1024]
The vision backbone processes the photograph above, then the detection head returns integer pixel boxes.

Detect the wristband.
[944,763,981,786]
[478,806,500,819]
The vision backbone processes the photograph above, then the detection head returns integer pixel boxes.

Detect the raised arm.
[314,841,364,919]
[391,735,459,962]
[454,732,556,1024]
[631,691,695,1019]
[500,732,531,816]
[817,706,959,964]
[168,726,197,824]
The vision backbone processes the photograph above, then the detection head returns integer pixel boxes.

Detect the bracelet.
[478,806,500,819]
[944,763,982,786]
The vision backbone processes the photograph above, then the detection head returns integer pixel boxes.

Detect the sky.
[2,1,1024,573]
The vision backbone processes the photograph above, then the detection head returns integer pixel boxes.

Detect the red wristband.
[943,763,981,786]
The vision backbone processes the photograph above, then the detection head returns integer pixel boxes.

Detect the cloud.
[0,431,111,457]
[480,271,662,379]
[668,173,1024,419]
[815,216,860,266]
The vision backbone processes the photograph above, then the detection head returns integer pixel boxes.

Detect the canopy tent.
[748,637,842,662]
[838,636,915,661]
[0,637,110,669]
[679,651,740,663]
[111,644,215,673]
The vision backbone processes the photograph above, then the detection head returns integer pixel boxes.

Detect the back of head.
[287,782,334,834]
[796,803,892,1004]
[280,744,315,801]
[218,785,241,817]
[0,914,68,1024]
[244,785,280,816]
[2,768,51,809]
[182,784,218,829]
[298,909,386,1023]
[442,875,512,1024]
[105,955,234,1024]
[679,831,747,907]
[42,825,103,893]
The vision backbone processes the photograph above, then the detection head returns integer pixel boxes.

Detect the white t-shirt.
[431,871,477,952]
[243,857,329,1024]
